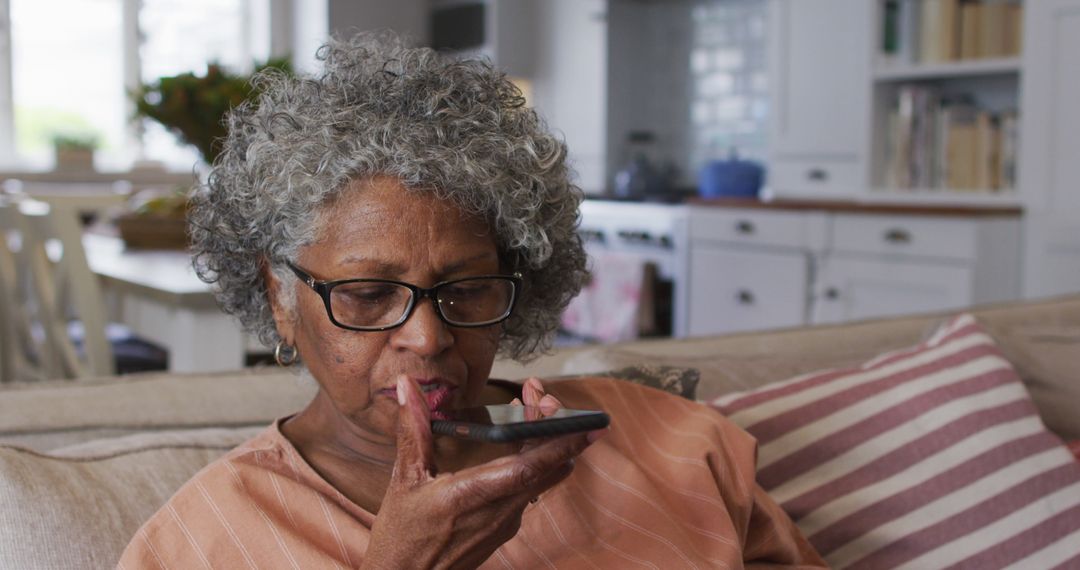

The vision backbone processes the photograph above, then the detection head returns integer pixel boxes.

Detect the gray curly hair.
[188,33,588,361]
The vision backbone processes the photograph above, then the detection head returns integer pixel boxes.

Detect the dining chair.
[5,199,168,380]
[18,199,115,378]
[0,198,43,382]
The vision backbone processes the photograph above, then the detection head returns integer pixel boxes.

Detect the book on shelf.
[1004,3,1024,56]
[883,86,1017,192]
[998,110,1019,192]
[959,2,982,60]
[973,110,999,191]
[945,104,978,190]
[920,0,960,62]
[882,0,917,65]
[978,0,1009,58]
[881,0,1024,65]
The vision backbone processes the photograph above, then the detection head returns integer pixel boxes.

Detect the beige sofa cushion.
[990,323,1080,439]
[0,367,316,451]
[0,427,258,569]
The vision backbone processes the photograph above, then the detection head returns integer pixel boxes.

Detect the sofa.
[2,294,1079,568]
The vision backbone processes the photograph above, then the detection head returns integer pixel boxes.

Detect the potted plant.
[121,59,290,249]
[51,132,99,172]
[131,58,291,165]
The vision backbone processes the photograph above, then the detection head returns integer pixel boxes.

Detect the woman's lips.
[384,380,457,416]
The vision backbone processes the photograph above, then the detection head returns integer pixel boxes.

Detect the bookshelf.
[768,0,1080,298]
[869,0,1024,200]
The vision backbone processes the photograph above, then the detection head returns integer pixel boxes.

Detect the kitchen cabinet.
[767,0,872,197]
[688,245,810,335]
[813,213,1021,324]
[686,208,827,336]
[813,257,971,324]
[682,205,1019,336]
[1018,0,1080,297]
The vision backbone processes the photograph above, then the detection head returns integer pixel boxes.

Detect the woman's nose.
[389,297,453,356]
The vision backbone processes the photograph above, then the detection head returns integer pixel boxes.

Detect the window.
[0,0,270,172]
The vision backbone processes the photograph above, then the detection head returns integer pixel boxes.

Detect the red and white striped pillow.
[711,314,1080,569]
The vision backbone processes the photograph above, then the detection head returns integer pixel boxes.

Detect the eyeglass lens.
[328,277,515,328]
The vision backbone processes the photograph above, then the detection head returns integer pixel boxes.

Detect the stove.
[576,200,690,338]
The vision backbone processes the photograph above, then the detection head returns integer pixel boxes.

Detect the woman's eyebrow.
[334,252,498,277]
[335,257,408,277]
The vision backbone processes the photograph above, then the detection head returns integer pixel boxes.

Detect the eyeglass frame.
[285,261,523,332]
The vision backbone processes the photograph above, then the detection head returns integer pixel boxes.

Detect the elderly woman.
[119,35,824,568]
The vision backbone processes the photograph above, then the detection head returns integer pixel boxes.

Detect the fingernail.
[396,378,407,406]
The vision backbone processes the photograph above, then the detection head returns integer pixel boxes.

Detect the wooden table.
[83,233,248,373]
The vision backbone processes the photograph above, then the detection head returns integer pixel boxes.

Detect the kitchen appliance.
[612,130,675,202]
[576,200,690,338]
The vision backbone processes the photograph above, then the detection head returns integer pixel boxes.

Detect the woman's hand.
[362,376,599,569]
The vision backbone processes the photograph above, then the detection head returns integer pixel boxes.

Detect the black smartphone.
[431,405,610,443]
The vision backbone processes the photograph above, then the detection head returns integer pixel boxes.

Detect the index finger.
[391,376,436,487]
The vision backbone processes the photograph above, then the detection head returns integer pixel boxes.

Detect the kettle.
[612,130,672,200]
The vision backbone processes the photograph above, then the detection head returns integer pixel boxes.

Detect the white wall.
[327,0,428,44]
[530,0,608,194]
[289,0,328,73]
[285,0,428,73]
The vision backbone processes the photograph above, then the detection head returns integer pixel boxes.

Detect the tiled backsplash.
[689,0,769,168]
[607,0,769,190]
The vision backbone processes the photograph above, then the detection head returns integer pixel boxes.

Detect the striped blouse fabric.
[118,378,826,569]
[711,313,1080,569]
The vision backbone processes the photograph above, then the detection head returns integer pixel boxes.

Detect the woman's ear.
[262,259,298,343]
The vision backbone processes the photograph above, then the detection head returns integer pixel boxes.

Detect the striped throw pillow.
[710,314,1080,569]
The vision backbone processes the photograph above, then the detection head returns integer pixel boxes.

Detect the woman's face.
[272,176,504,445]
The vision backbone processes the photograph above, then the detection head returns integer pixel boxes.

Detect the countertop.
[685,196,1023,217]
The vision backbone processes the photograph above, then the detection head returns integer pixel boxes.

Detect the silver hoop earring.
[274,341,299,367]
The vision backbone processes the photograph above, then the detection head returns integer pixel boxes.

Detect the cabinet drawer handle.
[883,228,912,244]
[807,168,829,182]
[735,220,755,235]
[824,287,840,301]
[736,289,755,305]
[616,229,652,243]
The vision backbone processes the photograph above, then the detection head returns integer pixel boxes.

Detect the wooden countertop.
[685,197,1023,217]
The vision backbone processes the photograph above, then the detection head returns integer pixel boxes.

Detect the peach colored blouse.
[119,378,825,569]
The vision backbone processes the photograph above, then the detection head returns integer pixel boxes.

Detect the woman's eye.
[338,283,400,304]
[444,281,491,298]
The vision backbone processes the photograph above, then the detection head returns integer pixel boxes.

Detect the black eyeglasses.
[286,262,522,332]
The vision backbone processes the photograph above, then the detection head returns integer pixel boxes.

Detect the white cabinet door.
[688,246,808,336]
[813,256,972,324]
[768,0,871,196]
[1019,0,1080,297]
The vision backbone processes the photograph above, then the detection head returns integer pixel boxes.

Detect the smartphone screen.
[431,405,609,443]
